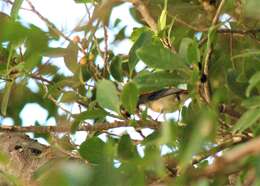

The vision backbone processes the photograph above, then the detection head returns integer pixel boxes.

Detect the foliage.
[0,0,260,185]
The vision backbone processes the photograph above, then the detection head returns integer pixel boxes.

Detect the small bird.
[138,88,189,113]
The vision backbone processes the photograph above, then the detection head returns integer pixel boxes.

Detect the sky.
[0,0,179,147]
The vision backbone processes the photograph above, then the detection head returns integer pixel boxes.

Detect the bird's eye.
[30,148,42,156]
[14,145,22,150]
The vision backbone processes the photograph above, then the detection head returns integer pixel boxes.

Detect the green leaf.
[232,50,260,59]
[133,71,188,93]
[74,0,93,3]
[43,47,69,58]
[79,64,92,83]
[60,91,78,103]
[227,69,248,97]
[37,161,90,186]
[1,80,14,116]
[0,16,27,43]
[246,71,260,97]
[96,80,120,113]
[121,82,139,114]
[114,26,126,41]
[179,38,200,65]
[233,108,260,133]
[179,108,216,169]
[73,108,107,120]
[242,96,260,109]
[26,25,49,52]
[118,134,137,160]
[64,42,79,73]
[128,31,152,75]
[24,52,42,71]
[10,0,24,20]
[158,0,168,31]
[137,39,185,70]
[110,56,124,82]
[79,137,105,163]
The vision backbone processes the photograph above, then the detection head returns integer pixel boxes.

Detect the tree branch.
[195,136,260,177]
[0,120,160,133]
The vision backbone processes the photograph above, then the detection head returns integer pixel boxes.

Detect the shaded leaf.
[1,80,14,116]
[121,82,139,114]
[133,71,188,93]
[79,137,105,163]
[96,80,120,113]
[246,71,260,97]
[179,37,200,65]
[233,108,260,133]
[227,69,248,97]
[110,56,124,82]
[118,134,137,160]
[128,31,152,75]
[24,52,42,71]
[137,39,185,70]
[73,108,107,120]
[242,96,260,109]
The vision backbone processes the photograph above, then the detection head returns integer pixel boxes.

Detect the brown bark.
[0,133,63,186]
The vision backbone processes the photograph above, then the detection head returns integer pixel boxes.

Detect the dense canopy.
[0,0,260,185]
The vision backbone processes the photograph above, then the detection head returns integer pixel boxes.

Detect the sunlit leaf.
[63,42,79,73]
[158,0,168,31]
[60,91,78,103]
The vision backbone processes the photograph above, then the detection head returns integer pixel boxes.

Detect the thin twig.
[130,0,157,32]
[201,0,226,103]
[25,0,71,42]
[192,136,245,164]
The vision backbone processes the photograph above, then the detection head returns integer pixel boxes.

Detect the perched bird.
[138,88,189,113]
